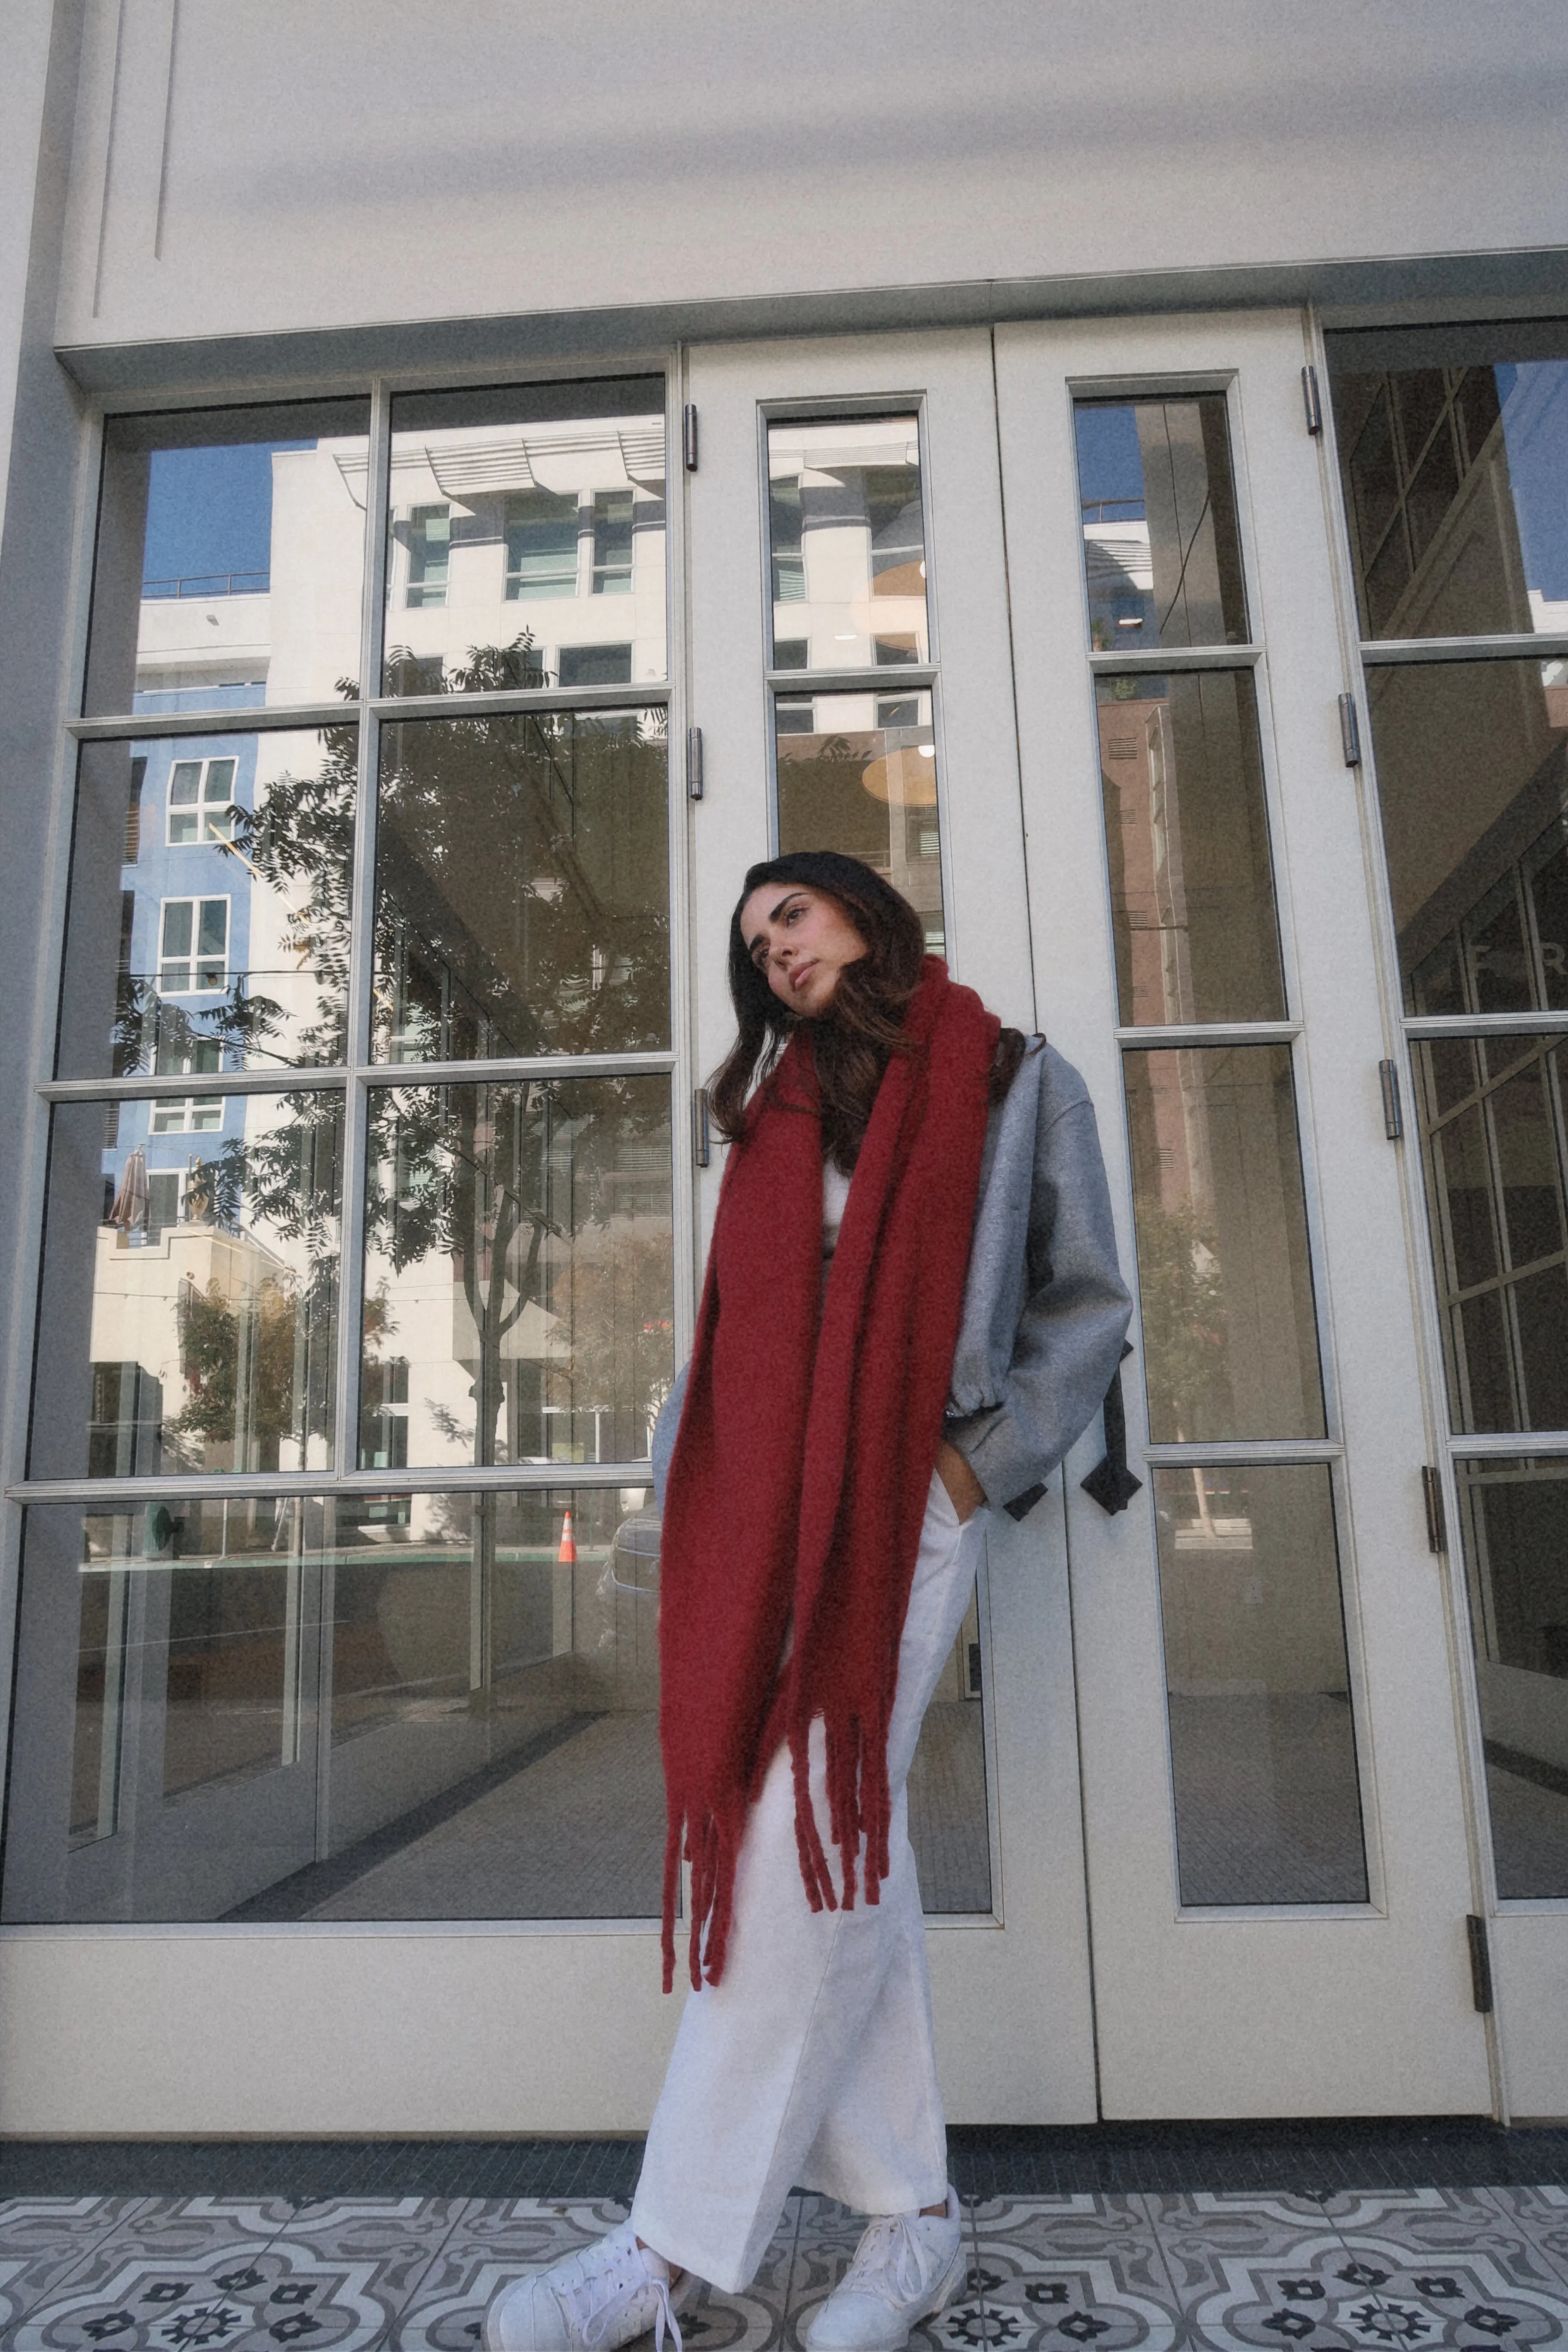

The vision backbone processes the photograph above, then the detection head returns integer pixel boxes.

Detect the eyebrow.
[747,893,802,962]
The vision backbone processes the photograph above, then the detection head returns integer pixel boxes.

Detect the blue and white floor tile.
[0,2186,1564,2352]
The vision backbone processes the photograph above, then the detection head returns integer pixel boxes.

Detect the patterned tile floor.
[1,2185,1566,2352]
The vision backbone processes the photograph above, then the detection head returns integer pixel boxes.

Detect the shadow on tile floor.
[1,2187,1567,2352]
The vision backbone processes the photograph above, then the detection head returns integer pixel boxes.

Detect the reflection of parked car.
[605,1509,662,1598]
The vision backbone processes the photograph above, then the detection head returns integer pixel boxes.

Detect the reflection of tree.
[158,647,672,1469]
[168,1274,321,1472]
[551,1226,676,1455]
[1137,1198,1229,1439]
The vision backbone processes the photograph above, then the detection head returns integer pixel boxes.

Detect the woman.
[486,851,1131,2352]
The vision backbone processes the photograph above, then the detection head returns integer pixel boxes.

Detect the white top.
[822,1159,851,1294]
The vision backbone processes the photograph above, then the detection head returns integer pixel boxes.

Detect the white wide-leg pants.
[631,1476,985,2294]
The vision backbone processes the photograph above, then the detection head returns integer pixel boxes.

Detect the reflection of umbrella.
[109,1145,148,1233]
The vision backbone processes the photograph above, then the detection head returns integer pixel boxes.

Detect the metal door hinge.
[686,725,704,801]
[1379,1059,1403,1140]
[683,404,699,472]
[1302,364,1324,435]
[1466,1913,1494,2013]
[1339,691,1362,766]
[1422,1464,1448,1555]
[692,1086,712,1167]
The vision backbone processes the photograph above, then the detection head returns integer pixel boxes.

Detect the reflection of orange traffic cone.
[557,1510,577,1565]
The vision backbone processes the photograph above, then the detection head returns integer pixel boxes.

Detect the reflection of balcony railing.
[142,572,270,600]
[1081,500,1147,523]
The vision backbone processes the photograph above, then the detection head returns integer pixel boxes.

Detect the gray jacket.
[651,1041,1132,1519]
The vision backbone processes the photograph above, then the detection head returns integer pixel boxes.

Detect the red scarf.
[658,960,999,1991]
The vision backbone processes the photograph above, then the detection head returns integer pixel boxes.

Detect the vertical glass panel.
[84,401,370,717]
[372,709,669,1062]
[361,1076,673,1470]
[383,379,666,695]
[30,1094,342,1481]
[908,1585,991,1914]
[1412,1036,1568,1434]
[1328,343,1568,640]
[58,728,355,1079]
[1365,659,1568,1010]
[1455,1457,1568,1897]
[1097,670,1283,1026]
[774,688,945,954]
[1074,395,1249,651]
[766,417,928,672]
[1124,1046,1325,1442]
[1154,1463,1367,1904]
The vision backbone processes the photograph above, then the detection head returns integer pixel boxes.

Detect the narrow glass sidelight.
[1331,358,1568,641]
[1096,669,1284,1027]
[1075,395,1249,651]
[30,1093,343,1483]
[360,1075,674,1472]
[1411,1035,1568,1435]
[773,688,945,952]
[1153,1462,1369,1905]
[1454,1456,1568,1897]
[372,708,670,1062]
[58,728,357,1080]
[83,400,370,718]
[1123,1045,1326,1444]
[383,378,667,697]
[765,417,928,671]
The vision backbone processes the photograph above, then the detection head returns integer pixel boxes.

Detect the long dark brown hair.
[708,850,1028,1168]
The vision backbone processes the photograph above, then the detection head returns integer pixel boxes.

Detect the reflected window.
[373,708,669,1062]
[775,689,944,952]
[1075,395,1248,651]
[765,418,928,670]
[361,1076,673,1472]
[1124,1046,1325,1443]
[1456,1458,1568,1897]
[1330,344,1568,640]
[405,505,451,608]
[384,378,666,695]
[59,728,357,1078]
[84,399,370,717]
[1096,670,1284,1026]
[31,1093,343,1482]
[1154,1464,1368,1904]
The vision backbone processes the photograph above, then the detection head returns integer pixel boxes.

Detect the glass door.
[995,311,1495,2116]
[1327,320,1568,2115]
[683,329,1102,2123]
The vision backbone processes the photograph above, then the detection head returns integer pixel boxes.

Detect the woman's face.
[740,882,868,1019]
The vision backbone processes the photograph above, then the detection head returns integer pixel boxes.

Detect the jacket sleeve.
[944,1085,1133,1515]
[650,1359,690,1510]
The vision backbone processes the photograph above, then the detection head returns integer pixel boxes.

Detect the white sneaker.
[484,2219,692,2352]
[804,2188,966,2352]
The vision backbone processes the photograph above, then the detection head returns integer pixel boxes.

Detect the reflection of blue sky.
[1074,404,1145,511]
[143,443,310,587]
[1498,363,1568,604]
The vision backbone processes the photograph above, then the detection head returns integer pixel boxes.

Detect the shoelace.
[563,2243,686,2352]
[840,2214,943,2309]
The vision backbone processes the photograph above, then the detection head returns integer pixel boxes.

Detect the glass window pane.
[1413,1036,1568,1435]
[1075,395,1248,652]
[362,1076,673,1471]
[1154,1463,1367,1905]
[1329,347,1568,640]
[84,401,370,718]
[1455,1457,1568,1898]
[58,729,356,1079]
[766,418,928,671]
[384,379,666,695]
[372,708,669,1062]
[3,1485,987,1924]
[1125,1045,1325,1442]
[1366,659,1568,1012]
[30,1094,342,1481]
[774,688,945,955]
[1097,669,1283,1026]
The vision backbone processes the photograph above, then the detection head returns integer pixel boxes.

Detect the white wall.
[58,0,1568,361]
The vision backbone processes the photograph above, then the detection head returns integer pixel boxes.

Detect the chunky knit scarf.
[658,959,999,1991]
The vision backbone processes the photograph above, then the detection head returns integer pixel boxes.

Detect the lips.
[789,961,817,993]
